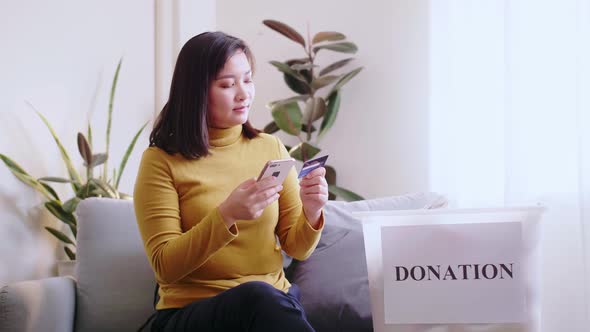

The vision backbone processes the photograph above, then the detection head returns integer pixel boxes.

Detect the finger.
[256,176,281,190]
[300,176,328,189]
[268,192,281,205]
[239,177,258,189]
[303,167,326,179]
[300,176,325,187]
[300,179,328,193]
[257,185,283,201]
[301,192,327,203]
[301,185,329,196]
[246,178,277,195]
[254,192,280,211]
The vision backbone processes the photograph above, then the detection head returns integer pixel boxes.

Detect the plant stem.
[305,23,315,143]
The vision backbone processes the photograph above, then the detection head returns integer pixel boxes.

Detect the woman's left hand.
[299,167,328,227]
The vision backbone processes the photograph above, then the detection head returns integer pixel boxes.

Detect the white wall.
[216,0,430,199]
[0,0,155,285]
[155,0,216,113]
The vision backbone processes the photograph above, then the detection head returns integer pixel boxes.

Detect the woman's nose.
[236,85,248,101]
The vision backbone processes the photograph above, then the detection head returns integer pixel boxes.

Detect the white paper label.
[381,222,525,324]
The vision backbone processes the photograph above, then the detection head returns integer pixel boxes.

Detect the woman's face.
[207,50,255,129]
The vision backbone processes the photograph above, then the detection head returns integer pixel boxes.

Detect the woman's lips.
[233,105,248,112]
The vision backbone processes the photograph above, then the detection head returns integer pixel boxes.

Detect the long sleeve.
[273,138,324,260]
[133,148,237,284]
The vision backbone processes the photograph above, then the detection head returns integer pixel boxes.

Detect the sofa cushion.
[74,198,155,332]
[287,192,447,332]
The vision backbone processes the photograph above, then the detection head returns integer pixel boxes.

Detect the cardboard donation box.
[353,206,545,332]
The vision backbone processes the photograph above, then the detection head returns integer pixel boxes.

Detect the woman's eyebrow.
[215,70,252,80]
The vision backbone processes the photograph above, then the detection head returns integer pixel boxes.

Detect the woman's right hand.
[218,177,283,228]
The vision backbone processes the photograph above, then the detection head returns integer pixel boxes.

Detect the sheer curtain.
[429,0,589,331]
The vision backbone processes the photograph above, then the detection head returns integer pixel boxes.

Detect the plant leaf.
[119,192,133,200]
[87,122,93,150]
[77,132,93,166]
[76,181,101,199]
[301,123,317,133]
[38,177,74,183]
[271,102,302,136]
[284,73,311,95]
[90,189,107,196]
[266,95,309,109]
[287,59,313,82]
[302,97,327,123]
[68,221,77,238]
[288,57,312,64]
[40,183,60,201]
[90,178,118,198]
[324,165,337,200]
[62,197,81,214]
[89,153,108,167]
[319,91,341,140]
[105,181,120,199]
[45,226,75,245]
[319,58,354,76]
[263,121,280,134]
[115,121,149,189]
[86,125,94,181]
[0,154,54,200]
[270,61,307,83]
[0,153,27,174]
[34,110,82,192]
[75,182,89,198]
[104,58,122,181]
[45,200,76,227]
[64,246,76,260]
[324,165,336,185]
[276,60,313,94]
[311,75,339,90]
[312,31,346,44]
[289,142,321,162]
[328,184,365,201]
[313,42,358,54]
[263,19,306,47]
[331,67,363,92]
[291,63,316,71]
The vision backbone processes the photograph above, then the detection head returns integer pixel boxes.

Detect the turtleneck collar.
[208,125,243,147]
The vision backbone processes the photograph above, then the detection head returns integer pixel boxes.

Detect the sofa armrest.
[0,276,76,332]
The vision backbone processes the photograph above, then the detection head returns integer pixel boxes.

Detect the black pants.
[151,281,315,332]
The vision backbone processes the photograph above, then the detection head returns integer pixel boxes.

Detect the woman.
[134,31,327,331]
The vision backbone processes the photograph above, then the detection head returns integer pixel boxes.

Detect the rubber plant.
[262,19,364,201]
[0,59,148,260]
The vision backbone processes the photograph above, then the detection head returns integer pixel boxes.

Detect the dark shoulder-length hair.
[149,31,259,159]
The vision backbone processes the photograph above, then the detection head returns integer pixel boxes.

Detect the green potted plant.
[0,59,148,268]
[262,19,364,201]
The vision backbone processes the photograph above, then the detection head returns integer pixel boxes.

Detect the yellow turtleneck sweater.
[133,125,324,310]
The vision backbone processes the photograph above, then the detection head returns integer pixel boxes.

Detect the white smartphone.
[256,158,296,184]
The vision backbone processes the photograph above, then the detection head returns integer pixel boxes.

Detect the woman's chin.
[233,111,249,123]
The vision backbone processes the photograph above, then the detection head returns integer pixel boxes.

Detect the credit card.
[298,155,329,179]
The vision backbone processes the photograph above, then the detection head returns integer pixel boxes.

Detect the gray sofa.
[0,193,446,332]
